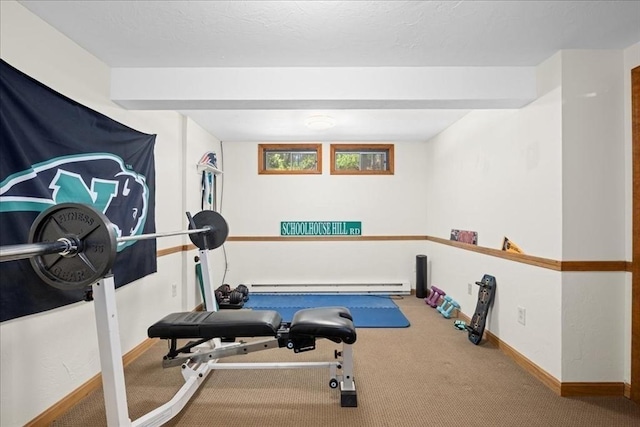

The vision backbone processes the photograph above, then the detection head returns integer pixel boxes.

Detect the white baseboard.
[246,281,411,294]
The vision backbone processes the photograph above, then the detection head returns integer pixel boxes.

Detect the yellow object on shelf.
[502,237,524,254]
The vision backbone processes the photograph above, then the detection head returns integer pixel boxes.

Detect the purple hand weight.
[426,286,445,308]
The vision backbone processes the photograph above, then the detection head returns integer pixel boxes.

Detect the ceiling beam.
[110,66,536,111]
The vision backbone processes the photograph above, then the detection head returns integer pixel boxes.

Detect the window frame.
[258,143,322,175]
[330,143,395,175]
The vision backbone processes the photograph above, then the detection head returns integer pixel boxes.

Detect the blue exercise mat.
[244,293,410,328]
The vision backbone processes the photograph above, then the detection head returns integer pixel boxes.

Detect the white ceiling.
[18,0,640,142]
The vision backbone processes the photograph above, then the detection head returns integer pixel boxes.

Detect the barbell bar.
[117,227,213,242]
[0,203,229,291]
[0,240,75,263]
[0,228,213,261]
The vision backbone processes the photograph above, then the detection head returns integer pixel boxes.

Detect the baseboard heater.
[246,282,411,295]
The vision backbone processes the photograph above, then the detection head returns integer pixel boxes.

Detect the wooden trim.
[122,337,159,366]
[158,237,630,273]
[25,298,204,426]
[25,338,159,427]
[25,374,103,427]
[560,382,625,397]
[457,312,561,394]
[25,246,190,423]
[631,65,640,403]
[227,235,427,242]
[330,143,394,175]
[157,244,191,257]
[258,143,322,174]
[426,235,629,272]
[625,382,632,399]
[560,261,630,272]
[458,312,626,397]
[426,235,562,270]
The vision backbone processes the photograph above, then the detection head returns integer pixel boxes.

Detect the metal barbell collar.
[0,239,74,262]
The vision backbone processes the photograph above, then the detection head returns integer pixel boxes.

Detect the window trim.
[330,143,395,175]
[258,143,322,175]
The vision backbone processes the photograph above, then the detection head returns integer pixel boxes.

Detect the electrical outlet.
[171,284,177,297]
[517,306,526,325]
[468,283,472,295]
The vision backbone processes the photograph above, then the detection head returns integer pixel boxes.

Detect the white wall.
[182,117,223,310]
[425,102,563,257]
[559,50,627,382]
[0,4,636,425]
[623,42,640,384]
[424,49,633,383]
[219,141,428,288]
[560,50,625,260]
[427,243,564,378]
[561,273,626,381]
[0,2,221,425]
[424,54,565,376]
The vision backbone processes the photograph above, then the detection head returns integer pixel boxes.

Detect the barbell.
[0,203,229,290]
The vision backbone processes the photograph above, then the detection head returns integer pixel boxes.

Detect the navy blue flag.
[0,60,157,322]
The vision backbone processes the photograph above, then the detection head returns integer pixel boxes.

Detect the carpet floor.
[50,296,640,426]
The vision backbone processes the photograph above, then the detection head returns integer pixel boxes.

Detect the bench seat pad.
[148,310,282,339]
[147,307,357,344]
[290,307,357,344]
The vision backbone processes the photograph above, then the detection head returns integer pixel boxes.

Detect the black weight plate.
[29,203,117,290]
[189,210,229,250]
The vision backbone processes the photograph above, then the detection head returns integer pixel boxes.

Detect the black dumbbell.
[235,284,250,302]
[228,290,244,305]
[216,284,231,297]
[214,290,224,304]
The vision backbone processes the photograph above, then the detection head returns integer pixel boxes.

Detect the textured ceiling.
[18,1,640,67]
[17,0,640,141]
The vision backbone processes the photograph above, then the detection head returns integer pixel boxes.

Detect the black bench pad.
[290,307,357,344]
[147,307,357,344]
[148,310,282,339]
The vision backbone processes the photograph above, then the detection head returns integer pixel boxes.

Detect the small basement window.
[330,144,394,175]
[258,143,322,174]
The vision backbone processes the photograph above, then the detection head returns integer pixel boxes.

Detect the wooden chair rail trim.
[226,235,427,242]
[425,235,562,270]
[425,236,629,272]
[156,236,631,272]
[157,244,190,257]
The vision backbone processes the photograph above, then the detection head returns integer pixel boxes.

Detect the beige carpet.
[51,296,640,426]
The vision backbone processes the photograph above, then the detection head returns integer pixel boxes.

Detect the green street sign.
[281,221,362,236]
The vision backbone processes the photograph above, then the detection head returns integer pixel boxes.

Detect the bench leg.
[339,344,357,407]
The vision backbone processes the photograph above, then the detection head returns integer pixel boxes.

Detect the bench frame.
[92,249,357,427]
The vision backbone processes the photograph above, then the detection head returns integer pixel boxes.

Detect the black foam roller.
[416,255,428,298]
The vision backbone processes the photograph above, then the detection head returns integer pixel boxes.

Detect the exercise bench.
[148,306,358,408]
